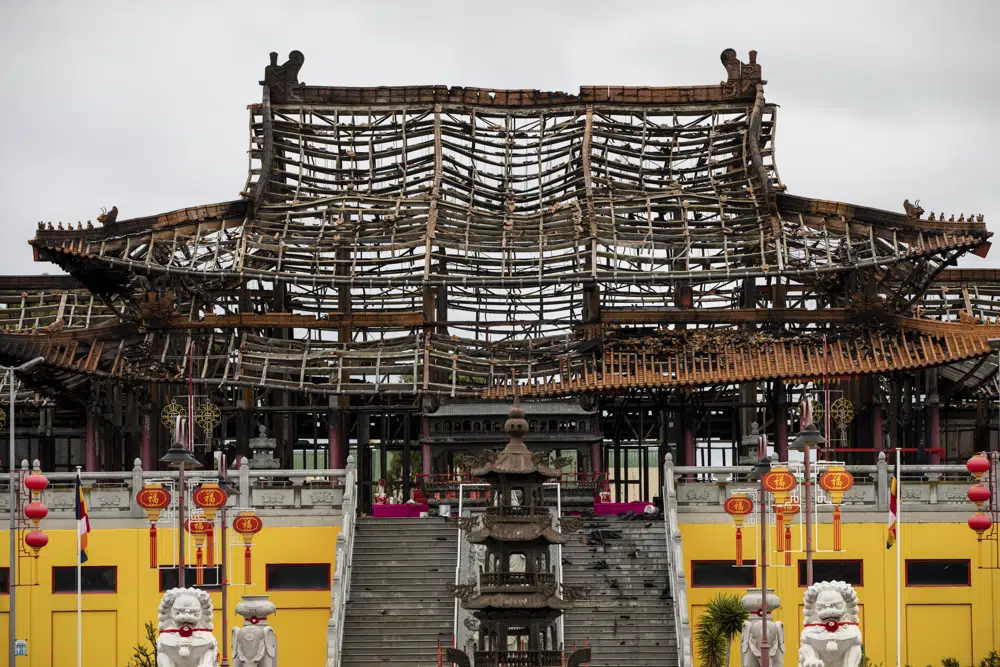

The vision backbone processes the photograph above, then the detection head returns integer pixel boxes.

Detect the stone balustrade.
[0,457,347,521]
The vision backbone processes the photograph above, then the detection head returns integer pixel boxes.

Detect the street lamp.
[748,455,773,667]
[160,433,202,588]
[6,355,44,667]
[790,422,826,587]
[215,462,238,667]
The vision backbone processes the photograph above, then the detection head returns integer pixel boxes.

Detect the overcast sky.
[1,0,997,274]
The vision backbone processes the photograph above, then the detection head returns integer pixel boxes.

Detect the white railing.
[326,455,357,667]
[662,454,693,667]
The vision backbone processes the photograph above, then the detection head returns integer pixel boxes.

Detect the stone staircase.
[562,516,678,667]
[341,517,458,667]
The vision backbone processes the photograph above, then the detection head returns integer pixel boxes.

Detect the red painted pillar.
[328,409,346,469]
[85,411,98,472]
[775,388,788,462]
[590,440,602,475]
[927,395,941,464]
[682,403,695,467]
[141,410,154,471]
[872,399,884,452]
[421,416,432,476]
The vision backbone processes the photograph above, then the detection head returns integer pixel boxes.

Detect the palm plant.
[698,593,750,667]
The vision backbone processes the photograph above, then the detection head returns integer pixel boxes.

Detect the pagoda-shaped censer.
[447,391,591,667]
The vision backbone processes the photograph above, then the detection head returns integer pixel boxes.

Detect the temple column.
[775,382,788,462]
[682,400,695,467]
[927,394,941,464]
[141,405,154,471]
[872,398,884,452]
[85,410,98,472]
[421,416,432,477]
[590,440,602,476]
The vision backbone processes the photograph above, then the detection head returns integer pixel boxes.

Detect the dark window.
[906,560,970,586]
[690,561,756,587]
[0,567,8,594]
[52,566,117,593]
[159,567,221,591]
[798,560,863,587]
[266,564,330,591]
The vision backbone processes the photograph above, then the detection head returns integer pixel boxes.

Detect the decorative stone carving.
[303,490,339,506]
[798,581,862,667]
[903,199,925,221]
[233,595,278,667]
[741,588,785,667]
[261,51,304,98]
[721,48,765,99]
[248,426,280,469]
[156,588,219,667]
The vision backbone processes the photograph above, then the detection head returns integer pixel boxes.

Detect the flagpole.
[895,447,901,667]
[76,466,83,667]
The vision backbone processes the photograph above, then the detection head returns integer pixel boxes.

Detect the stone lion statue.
[799,581,862,667]
[156,588,219,667]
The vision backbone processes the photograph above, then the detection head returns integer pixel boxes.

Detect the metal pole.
[8,369,16,667]
[221,457,231,667]
[178,458,186,588]
[804,443,813,585]
[759,476,769,667]
[895,447,902,667]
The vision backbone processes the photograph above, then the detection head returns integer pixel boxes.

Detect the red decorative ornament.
[192,483,227,569]
[186,519,212,585]
[724,494,753,566]
[136,484,171,568]
[969,513,992,535]
[24,473,49,494]
[233,511,263,585]
[24,530,48,555]
[24,501,48,527]
[968,484,991,510]
[967,455,990,482]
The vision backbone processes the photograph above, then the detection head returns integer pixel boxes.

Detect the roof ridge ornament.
[721,48,765,99]
[261,50,304,99]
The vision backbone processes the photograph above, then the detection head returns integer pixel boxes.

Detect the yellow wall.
[0,523,339,667]
[682,521,1000,667]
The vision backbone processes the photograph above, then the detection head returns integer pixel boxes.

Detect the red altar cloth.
[593,501,653,516]
[372,503,430,518]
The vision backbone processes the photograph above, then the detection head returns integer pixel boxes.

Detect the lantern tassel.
[150,524,158,569]
[207,526,214,567]
[784,525,792,566]
[196,547,204,586]
[775,507,784,552]
[735,527,743,566]
[245,546,252,585]
[833,506,842,551]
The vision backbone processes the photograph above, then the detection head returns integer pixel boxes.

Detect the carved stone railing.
[663,455,693,667]
[326,455,357,667]
[473,650,563,667]
[672,456,974,513]
[0,458,348,520]
[483,505,551,519]
[479,571,556,593]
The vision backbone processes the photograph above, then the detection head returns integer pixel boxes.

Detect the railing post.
[877,451,888,511]
[131,457,145,517]
[239,456,251,499]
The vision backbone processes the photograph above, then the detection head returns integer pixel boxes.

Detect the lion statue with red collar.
[156,588,219,667]
[799,581,862,667]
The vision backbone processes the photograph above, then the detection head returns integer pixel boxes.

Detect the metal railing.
[662,454,693,667]
[326,455,358,667]
[479,571,556,592]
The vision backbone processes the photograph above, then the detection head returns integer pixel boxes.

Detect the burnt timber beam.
[600,307,855,325]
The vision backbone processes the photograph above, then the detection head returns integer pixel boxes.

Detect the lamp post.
[790,422,826,586]
[216,458,238,667]
[749,455,773,667]
[159,424,202,588]
[5,356,44,666]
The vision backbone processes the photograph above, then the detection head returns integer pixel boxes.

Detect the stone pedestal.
[156,588,219,667]
[740,588,785,667]
[233,595,278,666]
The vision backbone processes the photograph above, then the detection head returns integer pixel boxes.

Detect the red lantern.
[968,484,991,510]
[969,513,992,535]
[186,519,212,585]
[136,484,171,568]
[193,483,227,568]
[820,467,854,552]
[24,530,48,555]
[967,455,990,482]
[724,494,753,566]
[24,502,48,527]
[24,473,49,495]
[233,511,263,585]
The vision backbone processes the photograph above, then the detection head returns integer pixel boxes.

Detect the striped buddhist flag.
[887,453,900,548]
[75,472,91,563]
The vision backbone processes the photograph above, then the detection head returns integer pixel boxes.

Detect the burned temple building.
[1,48,998,505]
